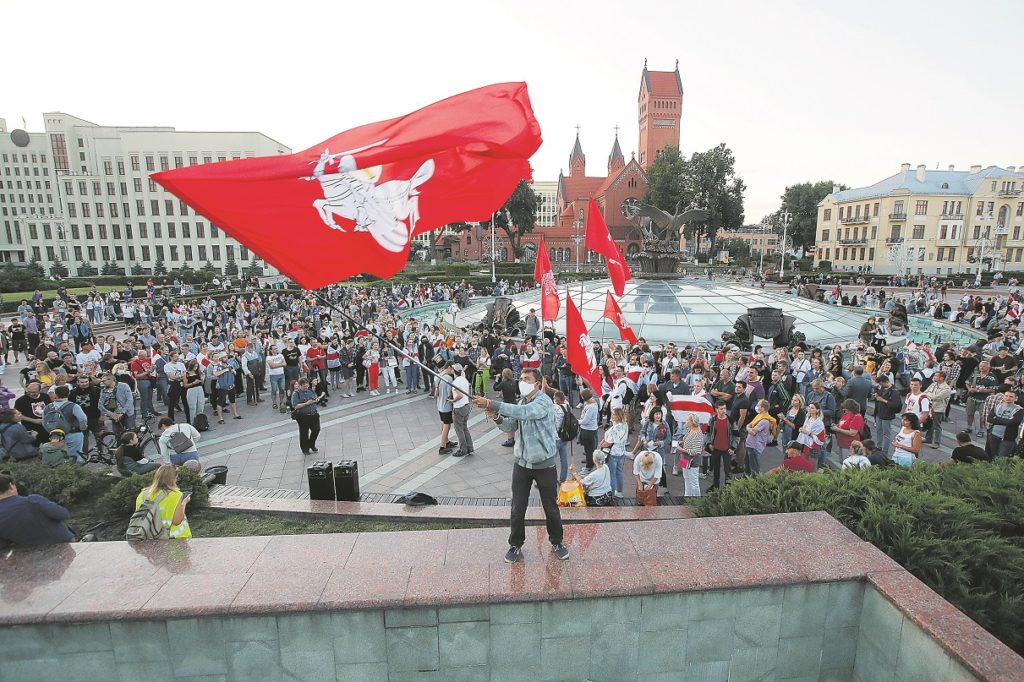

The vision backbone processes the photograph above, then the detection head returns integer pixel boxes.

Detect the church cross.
[574,124,581,136]
[613,125,620,138]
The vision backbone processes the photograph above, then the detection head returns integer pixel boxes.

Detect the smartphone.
[179,489,192,499]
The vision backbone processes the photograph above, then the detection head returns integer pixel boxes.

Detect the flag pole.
[310,290,454,389]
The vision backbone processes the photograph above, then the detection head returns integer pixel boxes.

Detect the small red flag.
[565,295,603,397]
[584,197,632,296]
[603,292,638,346]
[533,237,559,322]
[152,83,542,290]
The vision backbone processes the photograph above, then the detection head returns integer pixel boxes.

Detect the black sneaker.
[504,546,523,563]
[453,451,466,458]
[310,447,318,453]
[501,440,515,447]
[551,543,570,561]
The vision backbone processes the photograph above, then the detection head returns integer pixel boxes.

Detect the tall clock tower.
[637,60,683,169]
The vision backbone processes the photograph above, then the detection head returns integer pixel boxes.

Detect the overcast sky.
[4,0,1022,222]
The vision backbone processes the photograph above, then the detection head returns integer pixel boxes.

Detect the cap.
[49,428,66,439]
[785,440,802,451]
[452,363,464,373]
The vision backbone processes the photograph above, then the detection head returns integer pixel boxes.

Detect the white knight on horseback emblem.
[302,139,434,253]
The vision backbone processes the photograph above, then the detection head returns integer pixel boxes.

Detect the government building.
[814,163,1024,276]
[0,113,289,276]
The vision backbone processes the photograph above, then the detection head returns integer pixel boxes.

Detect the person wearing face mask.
[473,368,568,563]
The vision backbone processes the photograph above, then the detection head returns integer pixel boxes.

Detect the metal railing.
[940,213,964,220]
[839,215,870,224]
[888,212,908,220]
[885,237,904,244]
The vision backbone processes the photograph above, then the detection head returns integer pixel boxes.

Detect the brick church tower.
[637,59,683,168]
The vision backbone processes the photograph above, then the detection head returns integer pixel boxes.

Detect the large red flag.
[603,292,638,346]
[584,196,632,296]
[565,295,603,397]
[533,237,559,321]
[152,83,542,290]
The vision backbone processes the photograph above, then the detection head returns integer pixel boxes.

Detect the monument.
[620,198,709,277]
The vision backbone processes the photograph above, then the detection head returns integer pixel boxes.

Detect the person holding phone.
[290,377,323,456]
[133,463,192,539]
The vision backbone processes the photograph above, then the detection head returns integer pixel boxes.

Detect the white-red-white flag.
[566,295,602,397]
[669,393,715,428]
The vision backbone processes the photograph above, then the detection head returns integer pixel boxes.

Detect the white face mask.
[519,380,535,397]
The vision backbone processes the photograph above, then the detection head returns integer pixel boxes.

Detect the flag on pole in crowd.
[565,295,603,397]
[603,291,638,346]
[584,196,632,296]
[533,237,560,322]
[668,394,715,427]
[152,83,542,290]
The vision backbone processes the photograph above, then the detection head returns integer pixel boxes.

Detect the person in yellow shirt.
[134,464,192,539]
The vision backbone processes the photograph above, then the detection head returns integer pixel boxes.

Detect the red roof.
[643,70,683,98]
[560,175,605,203]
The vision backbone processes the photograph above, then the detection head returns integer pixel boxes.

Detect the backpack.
[42,402,80,434]
[167,427,195,454]
[125,490,170,541]
[193,413,210,432]
[860,419,872,441]
[557,404,580,442]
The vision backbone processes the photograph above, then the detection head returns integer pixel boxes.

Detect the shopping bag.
[635,484,657,507]
[557,480,587,507]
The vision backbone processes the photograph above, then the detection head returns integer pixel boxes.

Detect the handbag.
[677,455,691,469]
[557,480,587,507]
[635,484,657,506]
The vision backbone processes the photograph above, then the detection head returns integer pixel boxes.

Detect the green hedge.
[2,460,112,507]
[692,461,1024,654]
[98,465,210,516]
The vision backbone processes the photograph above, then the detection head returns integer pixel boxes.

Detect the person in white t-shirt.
[266,346,286,411]
[450,363,474,458]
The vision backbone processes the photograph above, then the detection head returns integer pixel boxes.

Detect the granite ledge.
[868,569,1024,682]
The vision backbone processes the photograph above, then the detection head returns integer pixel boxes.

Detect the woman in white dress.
[892,412,922,468]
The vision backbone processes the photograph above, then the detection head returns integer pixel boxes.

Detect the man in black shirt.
[729,380,750,472]
[14,382,51,445]
[950,431,991,463]
[8,319,27,362]
[69,375,102,454]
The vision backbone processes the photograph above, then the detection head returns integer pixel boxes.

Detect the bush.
[2,460,112,507]
[817,260,832,271]
[691,461,1024,654]
[98,465,210,516]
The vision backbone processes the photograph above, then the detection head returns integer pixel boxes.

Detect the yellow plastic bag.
[557,480,587,507]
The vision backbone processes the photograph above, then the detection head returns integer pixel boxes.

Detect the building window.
[212,245,220,260]
[112,225,121,239]
[160,156,169,171]
[164,199,174,215]
[894,200,904,215]
[142,245,150,261]
[136,200,145,216]
[145,156,155,172]
[117,161,125,176]
[174,156,183,168]
[85,225,94,239]
[822,229,829,242]
[139,223,148,238]
[109,203,119,218]
[873,202,879,217]
[1017,202,1023,217]
[167,223,176,239]
[81,203,91,218]
[115,246,123,260]
[211,224,219,238]
[125,224,133,239]
[868,247,874,260]
[170,245,178,261]
[870,225,877,240]
[823,209,831,221]
[912,225,925,240]
[150,200,160,215]
[915,200,928,215]
[198,245,207,260]
[184,245,193,260]
[68,204,77,218]
[73,246,83,260]
[974,225,981,239]
[101,246,110,261]
[182,223,191,238]
[98,225,107,240]
[87,246,96,260]
[103,161,113,175]
[240,246,249,260]
[95,203,104,218]
[838,206,844,220]
[179,201,188,215]
[197,223,205,238]
[128,246,135,260]
[156,245,164,261]
[153,223,162,238]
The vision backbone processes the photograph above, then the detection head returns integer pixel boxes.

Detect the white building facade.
[0,113,290,276]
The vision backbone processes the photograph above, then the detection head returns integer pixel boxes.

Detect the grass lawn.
[2,284,123,303]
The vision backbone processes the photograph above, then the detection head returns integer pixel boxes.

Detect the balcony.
[885,237,904,244]
[994,225,1010,236]
[889,212,908,220]
[940,213,964,221]
[840,215,869,225]
[839,238,867,245]
[998,188,1021,197]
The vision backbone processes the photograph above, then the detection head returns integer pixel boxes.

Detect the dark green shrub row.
[1,460,112,507]
[98,465,210,516]
[692,461,1024,654]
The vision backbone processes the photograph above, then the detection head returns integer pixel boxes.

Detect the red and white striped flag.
[669,393,715,427]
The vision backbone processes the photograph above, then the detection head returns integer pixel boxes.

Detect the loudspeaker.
[307,460,335,501]
[333,460,360,502]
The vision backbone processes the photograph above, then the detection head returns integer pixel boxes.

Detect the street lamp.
[778,211,792,278]
[490,212,496,284]
[571,209,584,273]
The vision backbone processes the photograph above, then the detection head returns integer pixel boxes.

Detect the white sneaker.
[613,491,624,498]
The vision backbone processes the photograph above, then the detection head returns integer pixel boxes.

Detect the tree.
[683,143,745,258]
[202,260,217,274]
[224,253,238,277]
[77,261,98,277]
[49,259,69,278]
[101,261,122,276]
[643,145,688,210]
[27,258,45,277]
[485,180,539,259]
[153,258,167,276]
[130,262,144,276]
[643,143,746,258]
[717,237,752,264]
[244,257,263,277]
[765,181,848,249]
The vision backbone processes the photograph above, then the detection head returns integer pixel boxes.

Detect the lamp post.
[490,212,496,284]
[778,211,792,278]
[571,210,584,273]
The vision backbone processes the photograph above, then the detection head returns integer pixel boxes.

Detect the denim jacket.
[492,390,556,470]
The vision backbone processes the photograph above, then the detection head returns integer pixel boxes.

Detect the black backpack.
[557,404,580,442]
[193,413,210,432]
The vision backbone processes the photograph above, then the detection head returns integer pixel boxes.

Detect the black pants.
[710,448,731,489]
[246,375,259,403]
[509,463,563,549]
[356,363,366,388]
[296,412,320,452]
[579,428,597,468]
[167,381,190,423]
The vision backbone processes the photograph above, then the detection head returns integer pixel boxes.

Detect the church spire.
[569,127,585,176]
[608,127,624,174]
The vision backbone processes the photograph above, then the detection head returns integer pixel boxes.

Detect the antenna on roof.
[644,58,647,69]
[675,59,679,70]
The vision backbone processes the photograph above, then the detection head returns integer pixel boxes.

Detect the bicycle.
[82,414,160,466]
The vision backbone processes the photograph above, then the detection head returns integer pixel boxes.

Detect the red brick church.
[445,61,683,266]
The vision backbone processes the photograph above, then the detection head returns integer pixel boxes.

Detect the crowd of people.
[2,272,1023,552]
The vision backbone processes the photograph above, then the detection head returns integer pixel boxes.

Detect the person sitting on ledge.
[0,469,75,546]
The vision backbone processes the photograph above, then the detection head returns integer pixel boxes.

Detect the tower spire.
[569,128,586,176]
